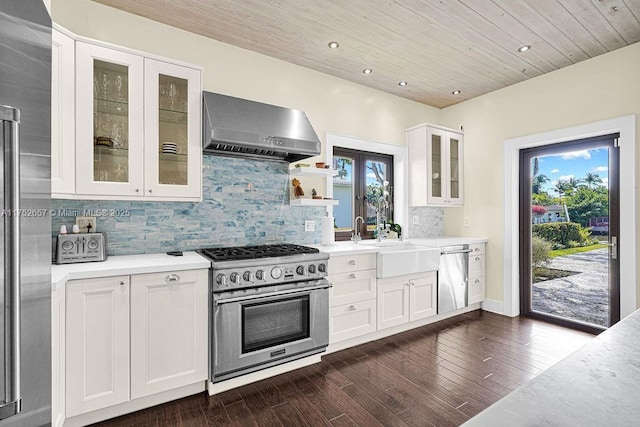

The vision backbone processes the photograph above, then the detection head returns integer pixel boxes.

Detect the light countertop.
[313,236,488,256]
[51,251,210,291]
[463,309,640,426]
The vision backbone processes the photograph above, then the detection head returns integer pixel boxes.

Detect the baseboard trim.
[481,298,506,315]
[63,382,205,426]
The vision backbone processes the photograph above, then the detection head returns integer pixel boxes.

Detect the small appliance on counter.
[55,232,108,264]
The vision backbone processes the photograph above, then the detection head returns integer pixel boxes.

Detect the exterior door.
[519,135,620,332]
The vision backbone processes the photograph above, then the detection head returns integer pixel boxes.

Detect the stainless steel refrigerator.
[0,1,52,425]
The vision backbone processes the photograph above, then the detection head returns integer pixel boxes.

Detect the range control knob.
[318,263,327,273]
[61,240,74,251]
[230,272,240,284]
[296,265,306,276]
[216,274,227,287]
[87,239,99,250]
[308,264,316,274]
[271,266,283,279]
[243,271,253,282]
[255,269,265,280]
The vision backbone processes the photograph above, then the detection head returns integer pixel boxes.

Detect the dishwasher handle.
[441,248,473,255]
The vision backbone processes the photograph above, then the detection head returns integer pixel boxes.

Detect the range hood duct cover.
[202,92,321,162]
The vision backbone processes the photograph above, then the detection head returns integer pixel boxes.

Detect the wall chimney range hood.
[202,92,321,162]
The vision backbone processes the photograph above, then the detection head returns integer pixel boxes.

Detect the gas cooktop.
[198,243,319,262]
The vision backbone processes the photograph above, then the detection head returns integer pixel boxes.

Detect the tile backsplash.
[407,206,444,238]
[51,156,324,256]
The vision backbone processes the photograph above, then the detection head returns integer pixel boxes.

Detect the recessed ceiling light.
[363,68,373,74]
[398,81,408,87]
[328,41,339,49]
[452,90,461,95]
[518,45,531,52]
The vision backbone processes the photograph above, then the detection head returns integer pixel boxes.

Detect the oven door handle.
[214,283,332,306]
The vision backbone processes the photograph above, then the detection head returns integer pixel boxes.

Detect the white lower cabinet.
[468,243,486,305]
[65,269,207,418]
[329,300,377,343]
[377,272,437,330]
[130,270,208,399]
[66,276,130,417]
[328,254,377,344]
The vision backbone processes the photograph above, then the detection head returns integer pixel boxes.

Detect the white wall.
[441,42,640,308]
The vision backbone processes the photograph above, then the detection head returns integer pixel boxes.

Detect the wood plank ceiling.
[94,0,640,108]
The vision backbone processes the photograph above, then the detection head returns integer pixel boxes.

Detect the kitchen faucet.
[351,216,364,243]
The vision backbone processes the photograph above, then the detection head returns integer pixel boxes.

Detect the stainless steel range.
[198,244,330,383]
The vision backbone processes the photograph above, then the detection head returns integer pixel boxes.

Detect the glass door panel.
[365,159,390,233]
[431,134,442,198]
[449,137,460,199]
[520,136,620,332]
[332,155,354,234]
[158,74,188,185]
[93,60,129,183]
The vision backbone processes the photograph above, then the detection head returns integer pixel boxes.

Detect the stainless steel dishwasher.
[438,244,472,314]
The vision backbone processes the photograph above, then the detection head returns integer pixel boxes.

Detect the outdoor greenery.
[530,165,608,229]
[532,222,593,248]
[548,243,608,258]
[531,235,552,268]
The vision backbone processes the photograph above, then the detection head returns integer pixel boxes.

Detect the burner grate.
[198,244,319,261]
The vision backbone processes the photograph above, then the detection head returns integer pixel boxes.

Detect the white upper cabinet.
[143,59,201,199]
[58,30,202,201]
[51,28,75,196]
[75,41,145,197]
[408,124,464,207]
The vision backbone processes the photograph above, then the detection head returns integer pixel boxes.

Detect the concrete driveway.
[532,248,609,327]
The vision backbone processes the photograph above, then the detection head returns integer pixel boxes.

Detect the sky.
[536,148,609,193]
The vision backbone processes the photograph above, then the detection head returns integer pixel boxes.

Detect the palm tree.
[532,174,549,194]
[565,177,582,192]
[584,172,602,188]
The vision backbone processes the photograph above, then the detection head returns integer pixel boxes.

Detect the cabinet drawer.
[329,269,376,307]
[328,253,376,274]
[469,243,485,255]
[469,254,485,278]
[468,276,485,305]
[329,299,376,344]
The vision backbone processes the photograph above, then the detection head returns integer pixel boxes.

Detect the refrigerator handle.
[0,105,22,420]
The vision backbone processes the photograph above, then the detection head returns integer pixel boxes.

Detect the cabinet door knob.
[135,188,140,193]
[148,189,153,193]
[119,280,126,286]
[348,305,356,311]
[166,274,180,282]
[348,259,356,265]
[475,279,481,284]
[475,256,481,261]
[349,273,356,279]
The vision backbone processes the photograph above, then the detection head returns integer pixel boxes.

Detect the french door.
[519,134,620,333]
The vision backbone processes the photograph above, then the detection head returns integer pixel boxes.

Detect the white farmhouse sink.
[371,243,441,278]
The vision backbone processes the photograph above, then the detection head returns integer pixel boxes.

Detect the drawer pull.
[475,247,480,251]
[348,259,356,266]
[349,273,356,279]
[475,256,481,261]
[475,279,481,284]
[348,305,356,311]
[119,280,126,286]
[166,274,180,282]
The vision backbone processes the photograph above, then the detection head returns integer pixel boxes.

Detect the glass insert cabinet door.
[75,42,144,196]
[144,59,201,198]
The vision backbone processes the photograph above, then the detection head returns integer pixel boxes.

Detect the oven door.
[212,280,330,381]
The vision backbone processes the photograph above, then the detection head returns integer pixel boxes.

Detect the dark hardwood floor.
[94,311,594,427]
